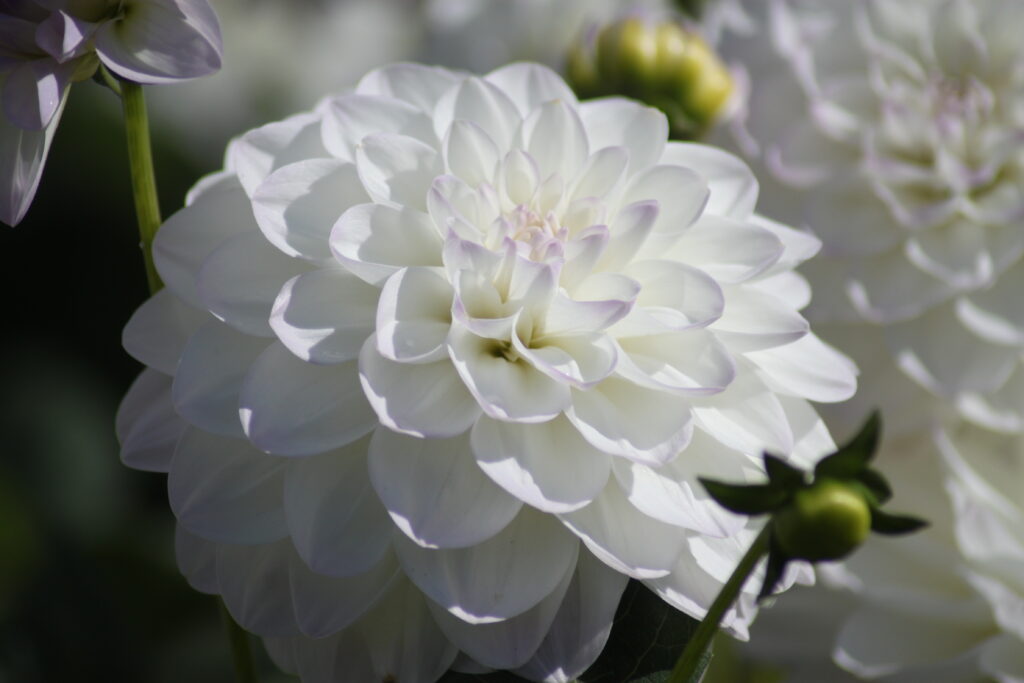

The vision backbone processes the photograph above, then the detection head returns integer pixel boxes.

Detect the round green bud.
[773,479,872,562]
[596,17,659,95]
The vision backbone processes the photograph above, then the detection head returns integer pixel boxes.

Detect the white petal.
[514,549,628,683]
[615,328,737,396]
[958,262,1024,346]
[515,332,618,389]
[621,164,709,242]
[485,63,578,117]
[692,366,793,455]
[805,176,906,257]
[470,416,612,513]
[116,369,186,473]
[376,266,453,364]
[356,62,460,112]
[660,143,758,219]
[0,94,63,226]
[252,159,369,262]
[283,436,393,577]
[226,113,327,198]
[172,319,269,437]
[153,174,253,307]
[569,146,629,203]
[168,428,287,544]
[270,269,378,365]
[395,506,578,624]
[2,58,69,130]
[747,332,858,403]
[174,525,218,594]
[625,260,725,333]
[567,377,695,466]
[598,200,659,271]
[664,214,783,283]
[331,203,443,286]
[712,283,809,352]
[429,563,574,670]
[359,336,481,438]
[322,93,435,162]
[307,578,458,683]
[240,343,377,456]
[444,119,500,188]
[560,479,687,579]
[356,133,442,211]
[579,98,667,174]
[434,76,521,152]
[197,231,307,337]
[905,219,993,290]
[288,550,400,639]
[886,302,1017,397]
[94,0,221,83]
[369,428,522,548]
[519,99,589,182]
[612,428,753,537]
[847,248,954,323]
[216,540,300,637]
[835,601,993,679]
[122,288,207,374]
[448,323,571,423]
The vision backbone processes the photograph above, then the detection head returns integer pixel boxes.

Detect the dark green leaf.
[580,580,699,682]
[856,469,892,505]
[762,453,805,489]
[814,411,882,480]
[757,537,791,602]
[699,479,787,516]
[870,509,929,536]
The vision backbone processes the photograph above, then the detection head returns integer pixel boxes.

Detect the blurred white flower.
[715,1,1024,680]
[118,61,854,681]
[0,0,222,225]
[720,0,1024,437]
[422,0,671,73]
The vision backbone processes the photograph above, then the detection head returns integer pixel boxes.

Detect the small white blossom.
[0,0,222,225]
[119,62,854,681]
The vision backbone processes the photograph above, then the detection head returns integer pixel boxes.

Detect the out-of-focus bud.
[566,15,734,139]
[773,478,873,561]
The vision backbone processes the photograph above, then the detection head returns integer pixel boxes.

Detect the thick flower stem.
[219,600,259,683]
[667,525,772,683]
[120,80,163,294]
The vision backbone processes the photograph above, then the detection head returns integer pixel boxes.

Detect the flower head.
[721,0,1024,437]
[119,61,855,681]
[0,0,222,225]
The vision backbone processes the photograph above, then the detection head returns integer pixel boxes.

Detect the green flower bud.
[565,17,734,139]
[773,479,872,561]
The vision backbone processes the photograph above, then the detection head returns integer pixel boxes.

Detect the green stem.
[219,600,258,683]
[667,525,772,683]
[120,80,163,294]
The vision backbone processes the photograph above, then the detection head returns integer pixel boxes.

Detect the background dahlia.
[714,1,1024,680]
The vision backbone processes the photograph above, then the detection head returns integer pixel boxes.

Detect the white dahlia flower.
[118,62,855,681]
[717,0,1024,437]
[713,1,1024,680]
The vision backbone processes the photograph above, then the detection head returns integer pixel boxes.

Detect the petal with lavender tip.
[94,0,222,84]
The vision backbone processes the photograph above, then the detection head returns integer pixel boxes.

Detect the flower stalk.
[220,600,259,683]
[120,80,163,294]
[667,525,771,683]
